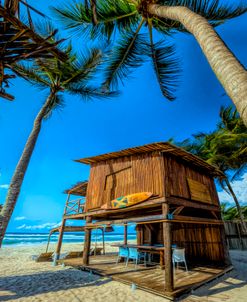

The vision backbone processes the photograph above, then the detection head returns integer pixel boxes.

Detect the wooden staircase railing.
[64,197,85,216]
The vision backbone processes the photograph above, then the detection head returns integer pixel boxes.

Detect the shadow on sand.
[0,268,111,301]
[178,252,247,301]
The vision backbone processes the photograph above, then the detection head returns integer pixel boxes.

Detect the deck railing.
[64,197,85,216]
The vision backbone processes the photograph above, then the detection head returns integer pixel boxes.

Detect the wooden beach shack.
[56,142,232,300]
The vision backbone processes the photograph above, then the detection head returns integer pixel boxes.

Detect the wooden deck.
[59,254,232,300]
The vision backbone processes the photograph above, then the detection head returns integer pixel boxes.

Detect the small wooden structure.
[54,182,105,260]
[0,0,66,100]
[56,142,231,299]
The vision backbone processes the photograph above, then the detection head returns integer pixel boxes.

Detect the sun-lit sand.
[0,243,247,302]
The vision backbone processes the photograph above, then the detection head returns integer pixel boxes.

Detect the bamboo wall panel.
[164,155,219,206]
[86,152,165,211]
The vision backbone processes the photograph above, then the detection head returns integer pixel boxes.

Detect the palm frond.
[102,19,146,89]
[152,16,185,33]
[231,164,247,182]
[33,20,59,41]
[148,21,180,101]
[67,84,119,101]
[63,48,103,85]
[160,0,247,26]
[52,0,140,40]
[11,63,50,89]
[44,93,65,119]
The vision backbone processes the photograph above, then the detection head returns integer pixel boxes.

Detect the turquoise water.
[3,232,137,246]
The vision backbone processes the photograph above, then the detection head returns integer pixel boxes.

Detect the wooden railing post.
[162,203,174,292]
[78,198,81,213]
[63,193,70,216]
[83,216,92,265]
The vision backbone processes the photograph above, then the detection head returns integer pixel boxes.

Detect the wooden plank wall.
[138,222,225,263]
[86,152,165,211]
[138,222,247,253]
[172,223,225,262]
[137,224,164,245]
[164,155,219,206]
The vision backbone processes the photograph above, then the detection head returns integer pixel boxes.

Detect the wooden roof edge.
[74,142,224,177]
[64,180,88,196]
[161,142,225,178]
[74,142,173,164]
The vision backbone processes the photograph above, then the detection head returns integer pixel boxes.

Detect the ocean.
[2,232,137,247]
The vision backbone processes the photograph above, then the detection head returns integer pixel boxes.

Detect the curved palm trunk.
[224,177,247,234]
[148,5,247,127]
[0,91,55,247]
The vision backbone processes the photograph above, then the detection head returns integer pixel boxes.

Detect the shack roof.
[64,181,88,196]
[75,142,224,177]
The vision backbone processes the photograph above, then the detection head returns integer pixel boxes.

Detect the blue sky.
[0,1,247,233]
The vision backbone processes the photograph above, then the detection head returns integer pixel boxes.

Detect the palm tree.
[53,0,247,126]
[0,44,116,247]
[178,106,247,233]
[221,202,247,221]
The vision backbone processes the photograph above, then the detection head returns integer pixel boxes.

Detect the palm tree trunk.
[148,5,247,127]
[0,91,55,247]
[224,177,247,234]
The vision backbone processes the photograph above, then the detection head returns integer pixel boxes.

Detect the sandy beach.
[0,243,247,302]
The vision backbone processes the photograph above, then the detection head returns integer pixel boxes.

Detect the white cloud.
[14,216,26,221]
[0,184,9,189]
[218,172,247,205]
[17,224,27,230]
[17,222,61,230]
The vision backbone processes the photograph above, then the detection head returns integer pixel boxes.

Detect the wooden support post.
[83,216,92,265]
[63,193,70,216]
[102,228,105,255]
[54,218,66,265]
[124,224,128,245]
[162,203,174,292]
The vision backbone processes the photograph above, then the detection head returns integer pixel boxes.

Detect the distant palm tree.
[179,106,247,232]
[54,0,247,126]
[221,202,247,221]
[0,43,116,247]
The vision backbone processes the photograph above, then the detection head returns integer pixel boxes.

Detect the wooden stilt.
[54,218,66,264]
[162,203,174,292]
[124,224,128,245]
[102,228,105,255]
[83,216,92,265]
